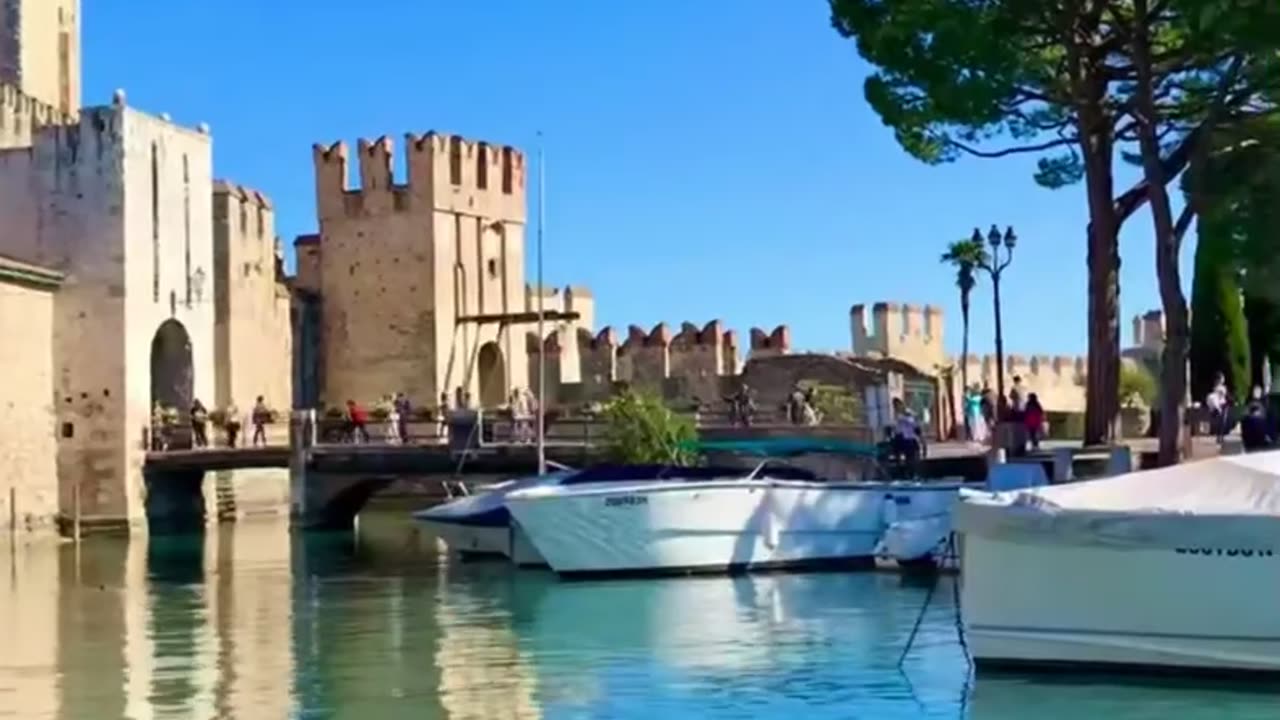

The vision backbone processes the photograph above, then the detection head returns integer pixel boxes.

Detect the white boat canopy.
[954,450,1280,550]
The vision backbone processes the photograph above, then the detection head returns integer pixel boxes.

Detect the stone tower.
[309,133,530,407]
[0,0,80,114]
[850,302,946,372]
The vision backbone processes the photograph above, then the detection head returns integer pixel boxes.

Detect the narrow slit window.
[449,136,462,185]
[151,143,160,302]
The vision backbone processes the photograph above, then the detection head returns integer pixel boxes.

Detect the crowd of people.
[150,395,275,451]
[962,374,1046,453]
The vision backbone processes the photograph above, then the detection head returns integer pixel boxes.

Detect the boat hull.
[961,534,1280,674]
[417,520,511,558]
[506,481,888,577]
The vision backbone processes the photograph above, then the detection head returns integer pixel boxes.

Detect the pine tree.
[1189,227,1250,402]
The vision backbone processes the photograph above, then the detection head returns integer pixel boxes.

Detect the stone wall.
[0,83,73,150]
[303,131,600,411]
[954,353,1087,413]
[1,99,216,527]
[213,181,292,414]
[548,321,790,408]
[851,302,946,373]
[310,133,535,408]
[0,0,80,114]
[0,256,61,537]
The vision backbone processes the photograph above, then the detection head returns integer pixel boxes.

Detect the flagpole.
[536,131,547,476]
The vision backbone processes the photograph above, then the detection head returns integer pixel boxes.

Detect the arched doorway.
[151,318,194,416]
[477,342,506,409]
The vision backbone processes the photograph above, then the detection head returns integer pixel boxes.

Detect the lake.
[1,511,1275,719]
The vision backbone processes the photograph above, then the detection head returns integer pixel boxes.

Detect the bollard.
[1051,447,1074,484]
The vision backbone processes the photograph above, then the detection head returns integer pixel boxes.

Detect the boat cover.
[954,450,1280,550]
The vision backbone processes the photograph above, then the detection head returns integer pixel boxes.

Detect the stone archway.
[477,342,506,409]
[151,318,194,416]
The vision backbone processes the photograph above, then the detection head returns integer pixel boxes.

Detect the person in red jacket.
[346,399,371,444]
[1023,392,1046,451]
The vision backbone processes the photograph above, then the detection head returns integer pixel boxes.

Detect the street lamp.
[975,224,1017,420]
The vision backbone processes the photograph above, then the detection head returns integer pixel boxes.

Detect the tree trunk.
[1078,121,1121,446]
[1131,0,1189,467]
[960,295,971,439]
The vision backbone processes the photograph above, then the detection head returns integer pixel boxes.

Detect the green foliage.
[798,383,863,425]
[1189,225,1252,400]
[1244,292,1280,390]
[1118,363,1159,409]
[599,390,698,465]
[939,238,988,298]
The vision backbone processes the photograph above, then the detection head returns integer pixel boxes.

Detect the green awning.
[686,437,880,459]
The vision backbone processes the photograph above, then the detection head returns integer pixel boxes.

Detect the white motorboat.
[877,463,1049,567]
[412,470,574,562]
[955,450,1280,676]
[505,438,972,577]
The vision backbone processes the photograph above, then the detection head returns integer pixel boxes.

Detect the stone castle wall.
[0,83,74,150]
[213,181,292,414]
[0,0,80,115]
[539,321,791,407]
[310,133,539,408]
[0,257,61,537]
[0,99,219,527]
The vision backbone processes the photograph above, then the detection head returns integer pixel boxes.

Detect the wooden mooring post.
[72,480,82,543]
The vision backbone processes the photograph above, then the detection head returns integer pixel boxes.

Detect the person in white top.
[1206,373,1230,443]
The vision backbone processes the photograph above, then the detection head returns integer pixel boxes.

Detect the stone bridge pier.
[288,411,392,531]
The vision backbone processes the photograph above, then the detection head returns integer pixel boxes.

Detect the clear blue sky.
[84,0,1193,358]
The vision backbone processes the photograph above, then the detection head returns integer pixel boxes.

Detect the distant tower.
[0,0,81,114]
[309,133,529,407]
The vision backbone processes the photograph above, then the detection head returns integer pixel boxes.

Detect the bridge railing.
[145,407,874,453]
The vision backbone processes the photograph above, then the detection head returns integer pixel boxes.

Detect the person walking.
[224,402,242,448]
[191,399,209,449]
[1023,392,1046,451]
[1206,373,1230,443]
[394,392,411,444]
[251,395,270,447]
[346,400,370,444]
[1240,387,1273,452]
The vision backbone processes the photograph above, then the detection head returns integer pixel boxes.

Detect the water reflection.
[4,514,1280,719]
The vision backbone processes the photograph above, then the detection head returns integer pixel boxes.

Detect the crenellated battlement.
[671,320,725,349]
[953,353,1087,381]
[749,326,791,357]
[622,323,673,350]
[0,83,75,149]
[311,131,526,222]
[851,300,945,372]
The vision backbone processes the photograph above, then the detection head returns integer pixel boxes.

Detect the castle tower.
[212,182,293,415]
[0,0,80,114]
[850,301,946,372]
[308,132,529,407]
[1,100,216,528]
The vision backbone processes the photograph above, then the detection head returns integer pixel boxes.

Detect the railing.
[144,407,874,453]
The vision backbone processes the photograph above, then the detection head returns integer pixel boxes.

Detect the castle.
[290,132,795,413]
[0,2,1167,537]
[0,1,292,534]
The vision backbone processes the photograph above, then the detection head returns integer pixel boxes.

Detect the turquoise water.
[1,512,1276,719]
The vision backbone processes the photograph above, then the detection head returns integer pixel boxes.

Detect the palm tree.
[940,238,989,438]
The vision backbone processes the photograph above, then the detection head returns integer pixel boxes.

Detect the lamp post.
[975,224,1017,420]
